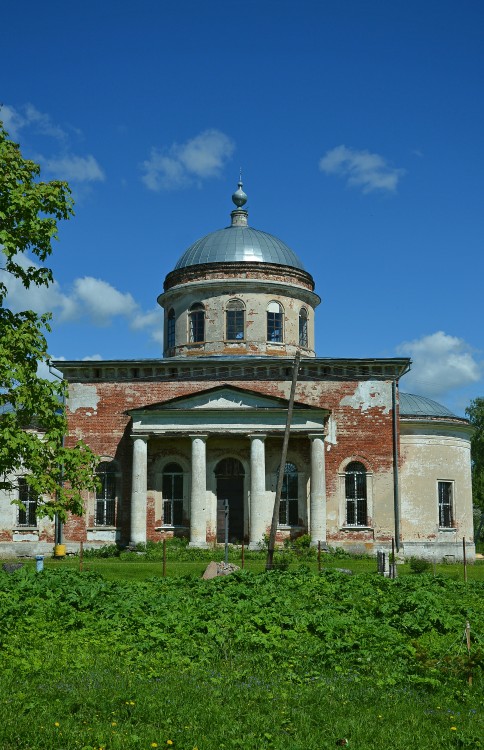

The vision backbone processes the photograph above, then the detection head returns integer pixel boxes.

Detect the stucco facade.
[0,184,475,560]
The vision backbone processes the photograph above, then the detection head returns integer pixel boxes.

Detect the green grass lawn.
[28,554,484,582]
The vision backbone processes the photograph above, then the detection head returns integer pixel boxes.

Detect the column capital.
[308,432,325,441]
[130,433,149,442]
[189,434,208,442]
[249,433,267,441]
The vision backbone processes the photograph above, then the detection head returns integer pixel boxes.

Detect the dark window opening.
[226,299,245,340]
[162,462,184,526]
[189,303,205,343]
[17,478,38,526]
[438,481,453,528]
[167,308,175,349]
[345,461,367,526]
[96,462,117,526]
[278,462,299,525]
[299,308,308,347]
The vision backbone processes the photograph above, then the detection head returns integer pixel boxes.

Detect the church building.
[0,183,475,560]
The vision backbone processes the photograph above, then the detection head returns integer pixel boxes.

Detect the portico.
[128,386,328,548]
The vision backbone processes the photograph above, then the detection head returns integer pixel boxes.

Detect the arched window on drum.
[188,303,205,343]
[226,298,245,341]
[267,301,284,343]
[299,308,308,347]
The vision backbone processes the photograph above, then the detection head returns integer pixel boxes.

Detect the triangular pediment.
[130,385,316,414]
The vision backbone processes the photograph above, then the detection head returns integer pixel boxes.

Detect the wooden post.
[318,540,321,574]
[465,620,472,686]
[162,538,166,578]
[266,351,301,571]
[241,539,245,569]
[79,540,83,572]
[463,537,467,583]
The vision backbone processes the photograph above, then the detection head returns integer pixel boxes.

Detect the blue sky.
[1,0,483,415]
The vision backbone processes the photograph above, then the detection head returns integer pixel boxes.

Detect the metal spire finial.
[232,172,247,209]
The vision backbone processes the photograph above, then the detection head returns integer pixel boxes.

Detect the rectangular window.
[96,468,116,526]
[345,469,367,526]
[278,466,299,525]
[438,481,453,528]
[162,473,183,526]
[17,478,37,526]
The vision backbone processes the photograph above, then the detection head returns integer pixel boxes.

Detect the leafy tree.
[465,397,484,512]
[0,122,98,521]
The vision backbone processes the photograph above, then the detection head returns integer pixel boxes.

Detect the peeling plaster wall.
[400,423,474,560]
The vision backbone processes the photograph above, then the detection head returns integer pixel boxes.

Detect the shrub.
[409,556,431,574]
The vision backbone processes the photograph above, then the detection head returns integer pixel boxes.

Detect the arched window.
[226,298,245,341]
[162,462,184,526]
[166,308,175,349]
[345,462,367,526]
[189,303,205,343]
[278,462,298,525]
[17,477,38,527]
[96,461,117,526]
[299,308,308,347]
[267,301,284,343]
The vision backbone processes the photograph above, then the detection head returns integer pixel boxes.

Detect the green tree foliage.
[0,122,98,520]
[465,397,484,511]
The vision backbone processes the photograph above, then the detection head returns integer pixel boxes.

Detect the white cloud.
[82,354,103,361]
[142,129,235,191]
[0,103,105,184]
[319,145,405,193]
[1,253,163,347]
[0,103,67,141]
[397,331,482,398]
[70,277,137,325]
[40,154,105,183]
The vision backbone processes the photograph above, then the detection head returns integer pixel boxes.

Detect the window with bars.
[95,462,117,526]
[278,462,299,525]
[299,308,308,347]
[162,463,184,526]
[226,299,245,340]
[189,303,205,343]
[345,461,368,526]
[17,477,38,526]
[438,481,453,528]
[166,308,175,349]
[267,301,284,342]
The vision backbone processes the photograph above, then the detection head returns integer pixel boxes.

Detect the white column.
[130,435,148,545]
[249,434,267,548]
[189,434,208,547]
[309,434,326,545]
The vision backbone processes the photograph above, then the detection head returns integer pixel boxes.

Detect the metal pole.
[163,538,167,578]
[266,352,301,571]
[392,379,401,553]
[391,537,395,579]
[224,499,229,565]
[318,540,321,574]
[241,539,245,569]
[463,537,467,583]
